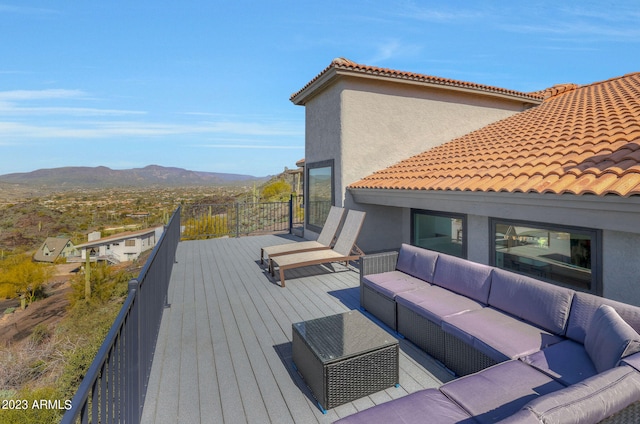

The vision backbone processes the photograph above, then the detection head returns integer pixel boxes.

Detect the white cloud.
[199,144,303,150]
[0,89,84,101]
[0,105,147,116]
[0,89,145,116]
[0,5,58,15]
[366,39,423,64]
[495,4,640,42]
[394,3,485,22]
[500,21,640,40]
[0,119,303,140]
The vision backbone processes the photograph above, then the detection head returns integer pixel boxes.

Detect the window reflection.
[494,222,595,291]
[307,162,333,229]
[412,210,465,258]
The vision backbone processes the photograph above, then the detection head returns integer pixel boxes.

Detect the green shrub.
[57,339,101,399]
[261,179,291,201]
[68,264,131,308]
[0,386,65,424]
[3,307,15,315]
[29,324,49,345]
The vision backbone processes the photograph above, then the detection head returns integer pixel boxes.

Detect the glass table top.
[292,310,398,363]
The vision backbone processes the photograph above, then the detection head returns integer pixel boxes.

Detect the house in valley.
[33,237,77,263]
[73,227,163,264]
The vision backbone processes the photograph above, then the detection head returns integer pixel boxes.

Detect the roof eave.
[290,67,339,105]
[349,187,640,232]
[291,67,543,107]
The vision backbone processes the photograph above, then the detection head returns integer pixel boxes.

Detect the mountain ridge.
[0,165,269,188]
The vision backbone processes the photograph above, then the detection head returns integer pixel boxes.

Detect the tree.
[261,180,292,201]
[4,254,53,304]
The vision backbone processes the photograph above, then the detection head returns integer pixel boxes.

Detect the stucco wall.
[304,80,343,208]
[603,230,640,305]
[343,191,404,253]
[302,75,534,226]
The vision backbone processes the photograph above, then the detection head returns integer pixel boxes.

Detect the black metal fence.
[181,194,304,240]
[60,206,181,424]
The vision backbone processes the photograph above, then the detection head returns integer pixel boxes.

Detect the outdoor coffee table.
[292,310,399,412]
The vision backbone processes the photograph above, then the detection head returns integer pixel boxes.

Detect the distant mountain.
[0,165,269,188]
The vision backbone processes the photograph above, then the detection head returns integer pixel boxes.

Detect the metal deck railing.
[61,206,181,424]
[181,195,304,240]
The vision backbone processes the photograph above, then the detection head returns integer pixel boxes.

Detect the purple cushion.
[523,366,640,424]
[495,409,540,423]
[333,389,473,424]
[396,285,484,325]
[488,268,574,335]
[432,253,493,304]
[584,304,640,373]
[443,308,564,361]
[520,340,598,386]
[566,291,640,344]
[621,352,640,372]
[362,271,430,299]
[395,243,438,282]
[440,360,564,424]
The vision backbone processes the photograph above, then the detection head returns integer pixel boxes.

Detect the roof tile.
[291,58,543,103]
[350,72,640,197]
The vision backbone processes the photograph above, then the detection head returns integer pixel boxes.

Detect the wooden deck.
[141,235,453,424]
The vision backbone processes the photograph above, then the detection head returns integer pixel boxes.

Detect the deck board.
[142,235,453,424]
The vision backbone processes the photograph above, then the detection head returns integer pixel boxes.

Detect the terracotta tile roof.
[290,58,543,104]
[349,72,640,197]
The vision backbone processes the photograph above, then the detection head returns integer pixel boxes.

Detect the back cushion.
[489,268,574,335]
[395,244,438,283]
[584,305,640,373]
[432,253,493,304]
[566,292,640,344]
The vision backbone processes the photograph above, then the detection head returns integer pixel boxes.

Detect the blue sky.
[1,1,639,177]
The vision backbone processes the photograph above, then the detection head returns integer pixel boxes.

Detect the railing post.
[235,202,240,238]
[128,278,141,424]
[289,194,294,234]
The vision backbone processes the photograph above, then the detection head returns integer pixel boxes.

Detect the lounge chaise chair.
[260,206,345,267]
[270,210,366,287]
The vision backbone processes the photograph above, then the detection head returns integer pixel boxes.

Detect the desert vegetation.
[0,170,301,421]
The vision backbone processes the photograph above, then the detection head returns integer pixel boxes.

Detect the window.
[491,219,601,294]
[411,209,466,258]
[125,239,136,247]
[306,160,334,232]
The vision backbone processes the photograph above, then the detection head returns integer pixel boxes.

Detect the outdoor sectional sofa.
[336,244,640,423]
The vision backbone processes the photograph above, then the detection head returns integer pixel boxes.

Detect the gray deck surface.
[141,235,454,424]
